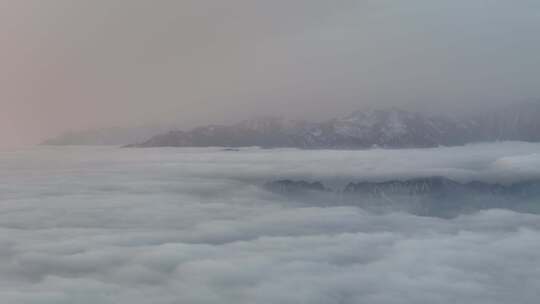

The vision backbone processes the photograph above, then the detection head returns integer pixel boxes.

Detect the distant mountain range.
[263,177,540,217]
[42,125,173,146]
[44,101,540,148]
[130,101,540,149]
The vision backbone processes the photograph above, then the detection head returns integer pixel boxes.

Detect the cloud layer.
[1,143,540,303]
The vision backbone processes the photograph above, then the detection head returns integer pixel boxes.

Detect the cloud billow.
[1,143,540,303]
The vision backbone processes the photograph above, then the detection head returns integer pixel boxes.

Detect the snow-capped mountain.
[131,117,297,148]
[477,101,540,142]
[130,107,484,148]
[299,108,479,148]
[51,101,537,149]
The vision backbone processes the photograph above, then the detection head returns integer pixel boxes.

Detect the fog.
[2,0,540,149]
[1,142,540,303]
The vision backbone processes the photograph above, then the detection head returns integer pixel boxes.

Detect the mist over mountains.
[45,101,540,148]
[41,125,174,146]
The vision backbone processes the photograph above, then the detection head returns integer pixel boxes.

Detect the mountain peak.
[46,102,540,149]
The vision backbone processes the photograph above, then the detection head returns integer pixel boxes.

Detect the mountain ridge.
[131,102,540,149]
[44,101,540,149]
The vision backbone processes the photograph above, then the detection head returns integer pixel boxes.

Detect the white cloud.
[1,142,540,303]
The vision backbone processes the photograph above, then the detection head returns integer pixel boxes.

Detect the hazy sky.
[1,0,540,148]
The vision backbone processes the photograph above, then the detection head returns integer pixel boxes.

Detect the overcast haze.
[2,0,540,149]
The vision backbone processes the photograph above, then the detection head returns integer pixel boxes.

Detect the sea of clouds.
[1,142,540,303]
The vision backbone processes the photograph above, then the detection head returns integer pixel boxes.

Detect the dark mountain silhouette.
[263,177,540,217]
